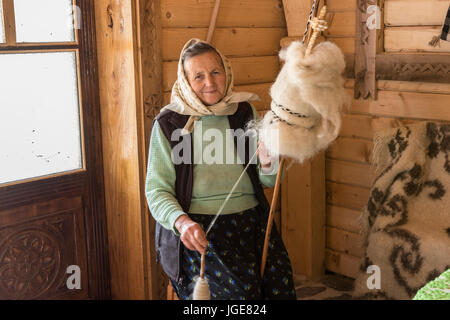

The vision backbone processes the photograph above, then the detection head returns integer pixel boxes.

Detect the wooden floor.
[294,273,354,300]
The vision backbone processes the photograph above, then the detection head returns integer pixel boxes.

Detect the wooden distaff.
[260,6,328,278]
[306,6,328,56]
[260,157,286,277]
[206,0,221,43]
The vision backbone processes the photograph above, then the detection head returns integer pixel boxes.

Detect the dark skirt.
[170,205,297,300]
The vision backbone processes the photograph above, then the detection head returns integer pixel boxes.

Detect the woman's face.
[184,51,227,106]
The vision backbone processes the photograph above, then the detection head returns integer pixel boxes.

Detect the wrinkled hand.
[258,141,272,168]
[175,215,208,255]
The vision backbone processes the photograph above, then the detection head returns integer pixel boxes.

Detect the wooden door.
[0,0,110,299]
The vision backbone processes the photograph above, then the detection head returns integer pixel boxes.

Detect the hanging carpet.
[353,122,450,299]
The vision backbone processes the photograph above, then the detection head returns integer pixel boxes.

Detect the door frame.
[0,0,111,299]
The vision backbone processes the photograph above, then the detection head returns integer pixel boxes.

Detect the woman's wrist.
[174,214,191,233]
[260,161,272,168]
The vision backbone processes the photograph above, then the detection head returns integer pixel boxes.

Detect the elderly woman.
[145,39,296,300]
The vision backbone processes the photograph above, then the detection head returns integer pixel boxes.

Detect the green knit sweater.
[145,105,283,233]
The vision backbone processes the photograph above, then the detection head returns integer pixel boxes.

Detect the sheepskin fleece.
[353,122,450,299]
[251,41,348,163]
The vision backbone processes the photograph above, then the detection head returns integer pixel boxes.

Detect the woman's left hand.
[258,141,272,168]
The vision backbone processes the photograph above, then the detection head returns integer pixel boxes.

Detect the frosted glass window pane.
[0,52,82,185]
[0,1,5,43]
[14,0,75,43]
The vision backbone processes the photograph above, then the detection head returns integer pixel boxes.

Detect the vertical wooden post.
[206,0,221,43]
[140,0,164,153]
[354,0,379,99]
[278,3,327,277]
[2,0,17,44]
[281,152,326,280]
[95,0,155,300]
[137,0,166,300]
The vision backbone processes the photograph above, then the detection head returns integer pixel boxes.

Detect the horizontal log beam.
[162,27,286,61]
[376,53,450,83]
[161,0,286,28]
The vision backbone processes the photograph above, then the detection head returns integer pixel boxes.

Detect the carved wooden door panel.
[0,0,110,299]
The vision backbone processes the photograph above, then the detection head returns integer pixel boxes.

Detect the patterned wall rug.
[352,122,450,299]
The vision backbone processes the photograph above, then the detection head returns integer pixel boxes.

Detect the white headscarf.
[159,38,259,134]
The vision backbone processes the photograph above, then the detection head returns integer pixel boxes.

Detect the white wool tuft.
[252,41,349,163]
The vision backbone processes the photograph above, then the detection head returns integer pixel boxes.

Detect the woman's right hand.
[174,214,208,255]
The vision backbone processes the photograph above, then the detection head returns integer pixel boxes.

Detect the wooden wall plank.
[325,249,361,279]
[162,61,178,92]
[326,226,365,257]
[326,159,376,188]
[349,79,450,94]
[161,0,286,28]
[163,56,280,91]
[385,26,450,53]
[228,56,281,85]
[349,89,450,121]
[234,82,273,111]
[340,114,376,140]
[326,11,356,37]
[162,27,286,61]
[385,0,450,26]
[326,0,357,11]
[326,181,370,211]
[327,37,356,54]
[327,205,362,234]
[327,137,373,163]
[377,80,450,94]
[281,0,312,37]
[340,114,416,140]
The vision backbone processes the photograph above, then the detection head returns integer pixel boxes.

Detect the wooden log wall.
[324,0,450,279]
[384,0,450,52]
